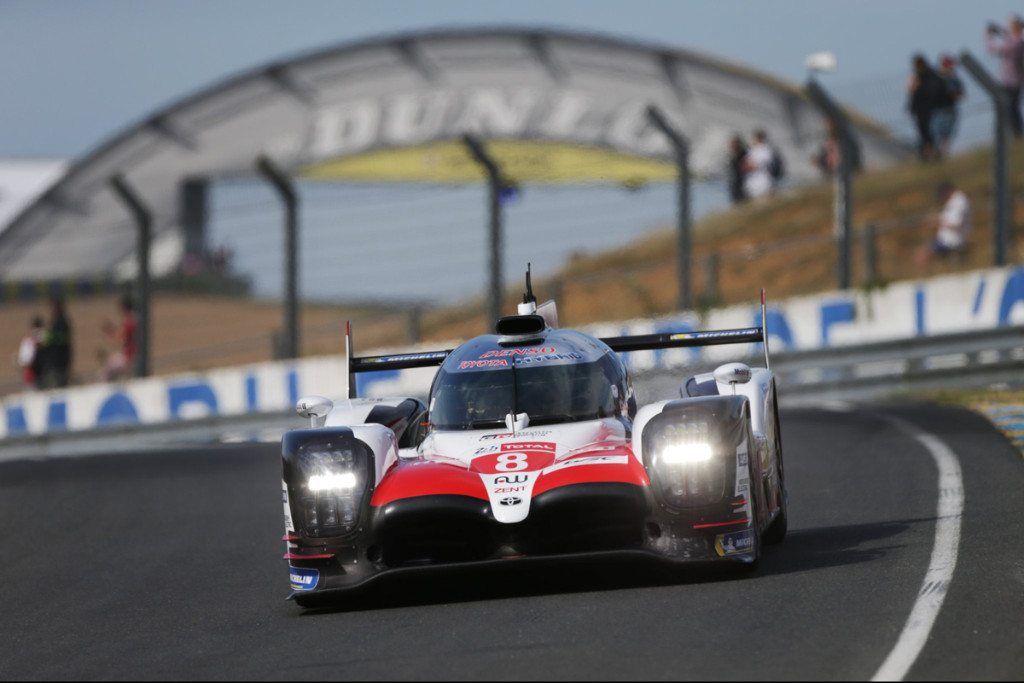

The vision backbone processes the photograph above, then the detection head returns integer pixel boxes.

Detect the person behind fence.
[813,118,841,178]
[986,16,1024,137]
[101,294,138,380]
[742,130,780,200]
[42,296,73,388]
[907,54,944,161]
[932,54,965,159]
[915,180,971,268]
[727,134,748,204]
[16,316,45,390]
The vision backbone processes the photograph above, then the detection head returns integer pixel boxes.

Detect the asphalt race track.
[1,404,1022,680]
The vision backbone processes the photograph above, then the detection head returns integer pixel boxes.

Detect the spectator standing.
[907,54,944,161]
[727,134,748,204]
[16,316,45,389]
[915,180,972,268]
[742,130,775,200]
[101,295,138,380]
[813,118,842,179]
[931,55,965,158]
[44,296,73,388]
[986,16,1024,137]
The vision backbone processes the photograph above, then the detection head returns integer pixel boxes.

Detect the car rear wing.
[342,290,772,397]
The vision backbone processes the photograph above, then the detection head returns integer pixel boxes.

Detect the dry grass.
[2,144,1020,394]
[416,143,1024,336]
[0,294,412,394]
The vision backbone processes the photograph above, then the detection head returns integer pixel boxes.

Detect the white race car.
[281,276,787,607]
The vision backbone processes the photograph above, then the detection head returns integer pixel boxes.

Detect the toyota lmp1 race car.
[281,277,787,608]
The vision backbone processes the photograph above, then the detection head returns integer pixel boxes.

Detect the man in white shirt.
[742,130,775,199]
[916,181,971,268]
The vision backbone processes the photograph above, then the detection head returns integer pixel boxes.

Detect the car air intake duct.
[495,314,547,343]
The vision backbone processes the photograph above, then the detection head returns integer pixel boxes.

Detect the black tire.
[762,498,787,544]
[762,393,788,545]
[739,524,762,572]
[295,593,329,609]
[740,435,762,570]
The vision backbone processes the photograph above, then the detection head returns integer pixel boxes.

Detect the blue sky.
[1,0,1021,158]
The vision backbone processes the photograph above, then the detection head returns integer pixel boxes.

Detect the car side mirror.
[713,362,752,386]
[296,395,333,428]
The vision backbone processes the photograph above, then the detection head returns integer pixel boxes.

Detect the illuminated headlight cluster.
[298,447,364,537]
[645,420,727,508]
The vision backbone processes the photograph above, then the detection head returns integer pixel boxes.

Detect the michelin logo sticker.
[289,566,320,592]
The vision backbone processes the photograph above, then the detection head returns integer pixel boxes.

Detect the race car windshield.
[429,359,618,430]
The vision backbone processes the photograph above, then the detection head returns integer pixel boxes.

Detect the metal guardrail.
[0,410,301,462]
[1,326,1021,461]
[769,324,1024,399]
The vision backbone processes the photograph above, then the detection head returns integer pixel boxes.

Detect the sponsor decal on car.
[459,359,509,369]
[479,430,553,441]
[735,441,750,496]
[714,529,754,557]
[493,474,529,484]
[289,566,320,592]
[500,441,557,453]
[282,480,294,533]
[365,351,449,364]
[492,485,528,494]
[542,454,629,474]
[499,497,523,506]
[480,347,556,358]
[512,352,583,365]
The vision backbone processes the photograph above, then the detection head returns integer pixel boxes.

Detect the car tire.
[762,396,788,545]
[295,593,328,609]
[740,444,762,571]
[762,498,787,545]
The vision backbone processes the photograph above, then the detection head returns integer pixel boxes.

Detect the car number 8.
[496,453,528,471]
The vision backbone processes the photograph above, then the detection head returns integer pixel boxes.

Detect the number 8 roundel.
[471,442,557,474]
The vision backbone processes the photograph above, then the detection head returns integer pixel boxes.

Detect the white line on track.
[871,416,965,682]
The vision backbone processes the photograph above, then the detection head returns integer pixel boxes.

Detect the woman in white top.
[743,130,775,199]
[16,316,44,389]
[915,181,971,268]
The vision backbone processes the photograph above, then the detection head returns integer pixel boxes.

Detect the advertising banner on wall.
[2,265,1023,439]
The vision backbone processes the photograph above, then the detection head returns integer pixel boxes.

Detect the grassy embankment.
[420,143,1024,341]
[2,144,1022,392]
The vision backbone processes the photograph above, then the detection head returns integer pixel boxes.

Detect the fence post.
[862,222,879,287]
[462,134,506,327]
[960,50,1012,266]
[702,252,720,306]
[109,174,152,378]
[406,305,423,344]
[805,78,862,290]
[255,155,300,359]
[646,105,693,311]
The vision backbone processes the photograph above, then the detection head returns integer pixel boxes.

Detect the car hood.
[418,418,630,466]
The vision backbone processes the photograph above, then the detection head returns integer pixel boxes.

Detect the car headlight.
[307,471,358,492]
[291,437,369,537]
[643,418,728,508]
